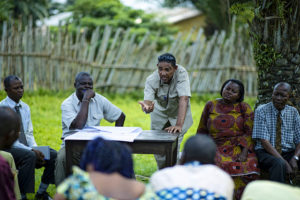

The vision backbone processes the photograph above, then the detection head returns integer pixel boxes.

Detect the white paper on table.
[65,126,142,142]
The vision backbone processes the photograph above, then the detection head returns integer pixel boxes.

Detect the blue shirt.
[252,102,300,152]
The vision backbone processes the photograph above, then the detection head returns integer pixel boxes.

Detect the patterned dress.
[57,166,115,200]
[197,99,260,200]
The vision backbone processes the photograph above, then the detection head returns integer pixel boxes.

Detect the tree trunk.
[251,1,300,111]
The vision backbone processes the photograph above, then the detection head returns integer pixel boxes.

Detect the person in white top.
[55,72,126,186]
[146,134,234,200]
[0,75,57,200]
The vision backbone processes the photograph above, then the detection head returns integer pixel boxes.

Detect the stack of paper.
[65,126,142,142]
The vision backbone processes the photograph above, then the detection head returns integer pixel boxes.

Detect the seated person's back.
[143,135,234,200]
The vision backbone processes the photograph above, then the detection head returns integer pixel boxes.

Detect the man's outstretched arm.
[165,96,189,133]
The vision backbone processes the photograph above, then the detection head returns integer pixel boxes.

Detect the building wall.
[174,15,206,40]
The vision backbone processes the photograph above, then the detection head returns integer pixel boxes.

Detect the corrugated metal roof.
[153,7,202,24]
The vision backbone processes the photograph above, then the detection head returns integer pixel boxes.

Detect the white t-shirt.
[60,92,122,147]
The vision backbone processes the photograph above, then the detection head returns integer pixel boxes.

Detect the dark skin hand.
[138,100,155,113]
[70,89,126,128]
[32,149,45,165]
[165,96,189,133]
[236,147,248,162]
[139,62,188,133]
[139,97,189,133]
[70,89,95,129]
[289,143,300,173]
[221,81,249,161]
[261,139,293,175]
[267,83,295,175]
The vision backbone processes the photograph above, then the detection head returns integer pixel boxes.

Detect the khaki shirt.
[144,65,193,133]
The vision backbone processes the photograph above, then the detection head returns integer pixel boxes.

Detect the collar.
[184,161,201,166]
[6,96,22,107]
[271,102,287,116]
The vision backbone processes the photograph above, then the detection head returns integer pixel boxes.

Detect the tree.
[65,0,177,49]
[0,1,12,21]
[162,0,300,110]
[162,0,253,35]
[0,0,54,26]
[250,1,300,109]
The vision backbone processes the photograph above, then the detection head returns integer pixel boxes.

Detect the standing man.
[139,53,193,169]
[55,72,125,185]
[0,75,57,200]
[252,82,300,183]
[0,106,20,200]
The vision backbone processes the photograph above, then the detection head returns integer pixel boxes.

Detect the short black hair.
[0,106,20,143]
[220,79,245,102]
[181,135,216,164]
[74,72,92,84]
[158,53,176,67]
[274,82,291,93]
[4,75,21,89]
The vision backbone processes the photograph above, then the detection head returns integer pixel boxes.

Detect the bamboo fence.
[0,19,257,95]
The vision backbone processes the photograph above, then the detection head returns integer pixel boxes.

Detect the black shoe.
[34,192,52,200]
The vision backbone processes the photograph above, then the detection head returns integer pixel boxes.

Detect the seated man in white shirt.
[146,134,234,200]
[0,75,57,200]
[55,72,126,186]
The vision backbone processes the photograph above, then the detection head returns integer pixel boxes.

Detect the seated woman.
[0,151,21,200]
[54,137,145,200]
[197,79,260,200]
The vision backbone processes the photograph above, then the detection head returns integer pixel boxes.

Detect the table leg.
[65,141,72,176]
[171,137,178,166]
[165,144,172,167]
[165,137,178,167]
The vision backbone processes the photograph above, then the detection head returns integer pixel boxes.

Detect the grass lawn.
[0,90,256,199]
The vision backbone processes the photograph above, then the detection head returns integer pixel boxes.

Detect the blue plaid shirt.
[252,102,300,152]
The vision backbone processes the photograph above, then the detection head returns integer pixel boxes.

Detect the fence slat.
[0,21,257,95]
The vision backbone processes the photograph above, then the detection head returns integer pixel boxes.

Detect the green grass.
[0,90,256,199]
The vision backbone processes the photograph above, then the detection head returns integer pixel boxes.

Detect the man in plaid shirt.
[252,82,300,183]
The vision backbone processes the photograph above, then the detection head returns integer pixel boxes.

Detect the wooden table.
[65,130,179,175]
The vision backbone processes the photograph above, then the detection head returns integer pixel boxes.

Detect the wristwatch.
[293,155,299,161]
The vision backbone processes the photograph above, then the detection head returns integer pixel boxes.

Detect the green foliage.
[253,40,282,75]
[162,0,255,35]
[163,0,230,35]
[0,0,51,26]
[230,2,255,25]
[0,1,12,21]
[64,0,177,50]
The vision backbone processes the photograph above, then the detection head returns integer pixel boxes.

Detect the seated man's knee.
[26,149,36,162]
[56,148,66,166]
[49,149,57,162]
[272,157,286,171]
